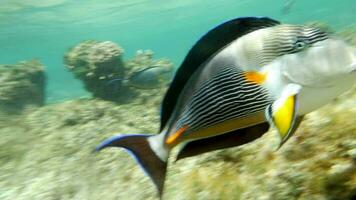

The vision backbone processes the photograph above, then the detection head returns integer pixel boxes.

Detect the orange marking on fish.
[166,125,189,145]
[243,71,267,85]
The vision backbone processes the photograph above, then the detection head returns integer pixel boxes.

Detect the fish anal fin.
[266,84,302,148]
[176,122,270,161]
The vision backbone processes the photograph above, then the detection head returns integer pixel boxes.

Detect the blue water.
[0,0,355,103]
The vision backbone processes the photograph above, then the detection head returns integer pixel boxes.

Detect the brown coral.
[64,42,173,103]
[0,59,45,114]
[64,40,128,102]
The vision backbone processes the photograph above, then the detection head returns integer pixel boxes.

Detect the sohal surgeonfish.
[96,17,356,198]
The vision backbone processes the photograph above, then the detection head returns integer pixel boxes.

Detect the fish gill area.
[0,25,355,200]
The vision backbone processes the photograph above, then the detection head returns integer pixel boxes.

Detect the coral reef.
[1,24,354,200]
[64,40,128,101]
[64,41,173,103]
[0,59,45,114]
[0,85,354,200]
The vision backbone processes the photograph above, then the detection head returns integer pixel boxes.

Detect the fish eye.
[294,39,308,50]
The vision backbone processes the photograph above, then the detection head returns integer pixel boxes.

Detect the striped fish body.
[96,17,356,198]
[162,49,271,146]
[162,22,355,149]
[161,24,328,146]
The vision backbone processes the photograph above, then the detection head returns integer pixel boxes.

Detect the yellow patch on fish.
[166,125,189,145]
[273,95,295,138]
[243,71,267,85]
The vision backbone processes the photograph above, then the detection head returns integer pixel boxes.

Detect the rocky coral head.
[0,59,46,113]
[89,41,124,64]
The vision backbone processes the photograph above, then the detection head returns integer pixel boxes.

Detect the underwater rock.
[0,59,45,114]
[64,41,173,103]
[0,96,163,200]
[0,86,354,200]
[64,40,125,79]
[64,40,130,102]
[325,162,355,200]
[1,25,354,200]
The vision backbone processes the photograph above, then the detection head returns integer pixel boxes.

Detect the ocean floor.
[0,22,356,200]
[0,85,355,200]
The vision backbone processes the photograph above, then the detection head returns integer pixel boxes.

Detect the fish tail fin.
[95,134,168,198]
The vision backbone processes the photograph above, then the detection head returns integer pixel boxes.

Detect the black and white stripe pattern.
[260,25,328,65]
[175,66,271,132]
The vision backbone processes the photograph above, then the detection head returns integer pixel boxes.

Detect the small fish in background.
[127,65,173,89]
[96,17,356,198]
[106,65,173,90]
[281,0,296,14]
[105,77,124,90]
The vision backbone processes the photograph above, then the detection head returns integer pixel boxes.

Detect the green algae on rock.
[0,59,45,114]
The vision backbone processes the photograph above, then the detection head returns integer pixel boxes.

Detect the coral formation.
[64,40,127,101]
[64,41,173,103]
[1,24,354,200]
[0,85,354,200]
[0,59,45,114]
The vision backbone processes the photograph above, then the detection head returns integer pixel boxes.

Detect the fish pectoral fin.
[243,71,267,85]
[265,83,301,148]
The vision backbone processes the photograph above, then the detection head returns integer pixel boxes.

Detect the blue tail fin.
[96,134,167,198]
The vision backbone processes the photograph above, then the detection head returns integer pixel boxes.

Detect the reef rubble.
[0,85,354,200]
[0,24,355,200]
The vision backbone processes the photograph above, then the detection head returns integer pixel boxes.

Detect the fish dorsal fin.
[160,17,280,130]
